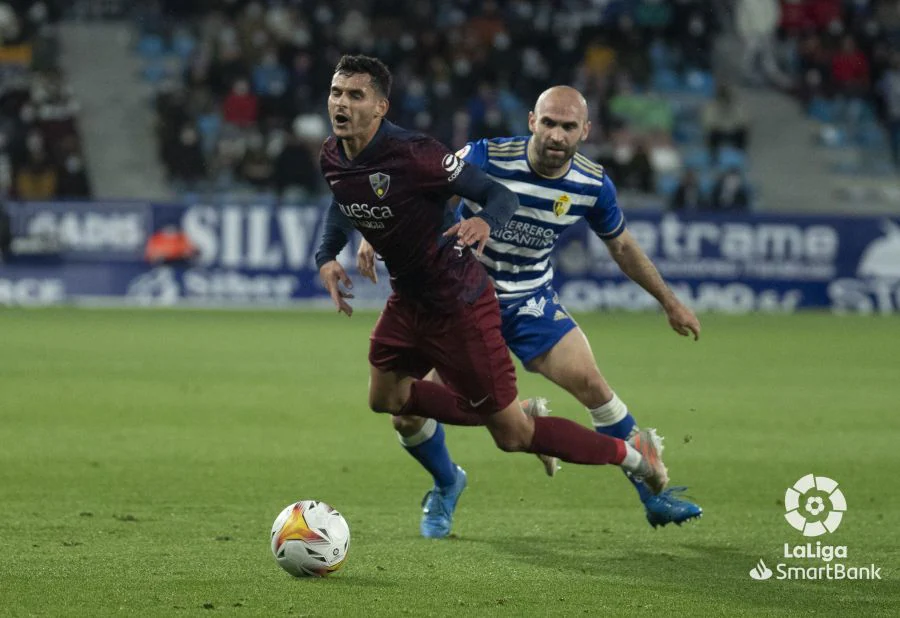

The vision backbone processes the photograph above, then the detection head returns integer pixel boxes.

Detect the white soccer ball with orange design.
[270,500,350,577]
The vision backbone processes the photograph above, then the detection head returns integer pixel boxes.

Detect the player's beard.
[537,139,576,171]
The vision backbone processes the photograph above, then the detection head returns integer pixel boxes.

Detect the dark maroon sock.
[528,416,626,465]
[398,380,484,427]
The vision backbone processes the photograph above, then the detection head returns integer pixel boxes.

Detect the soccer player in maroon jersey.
[314,55,666,538]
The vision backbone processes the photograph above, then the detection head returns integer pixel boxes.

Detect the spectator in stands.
[146,0,740,204]
[209,38,246,97]
[16,150,56,200]
[620,139,656,194]
[736,0,792,88]
[237,132,274,189]
[674,2,716,71]
[634,0,673,37]
[881,52,900,170]
[875,1,900,34]
[253,48,290,129]
[0,133,12,197]
[167,125,207,191]
[610,15,652,88]
[711,168,751,211]
[56,138,90,198]
[0,3,20,45]
[467,82,512,140]
[703,84,749,160]
[222,78,258,128]
[272,114,325,199]
[0,199,11,261]
[669,169,709,212]
[209,132,242,191]
[831,35,871,97]
[797,32,832,104]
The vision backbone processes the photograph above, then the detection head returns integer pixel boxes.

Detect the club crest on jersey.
[553,194,571,217]
[369,172,390,199]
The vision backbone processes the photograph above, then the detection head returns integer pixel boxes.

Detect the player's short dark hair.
[334,54,392,99]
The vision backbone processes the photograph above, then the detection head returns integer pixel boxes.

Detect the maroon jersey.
[319,121,492,310]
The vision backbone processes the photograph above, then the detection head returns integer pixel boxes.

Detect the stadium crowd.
[0,0,92,200]
[736,0,900,170]
[144,0,768,209]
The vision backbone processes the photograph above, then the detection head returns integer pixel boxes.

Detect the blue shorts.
[499,286,578,366]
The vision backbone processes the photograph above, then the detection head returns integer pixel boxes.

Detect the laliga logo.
[784,474,846,537]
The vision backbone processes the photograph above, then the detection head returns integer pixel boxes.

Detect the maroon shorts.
[369,281,517,414]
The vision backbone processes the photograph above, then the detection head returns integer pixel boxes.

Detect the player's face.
[528,105,590,171]
[328,73,388,140]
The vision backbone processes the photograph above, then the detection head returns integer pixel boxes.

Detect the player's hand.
[443,217,491,256]
[664,300,701,341]
[356,239,378,284]
[319,260,354,317]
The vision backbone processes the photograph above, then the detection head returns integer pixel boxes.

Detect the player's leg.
[525,327,633,439]
[368,299,469,538]
[479,398,667,492]
[524,318,702,526]
[418,283,668,492]
[392,370,476,488]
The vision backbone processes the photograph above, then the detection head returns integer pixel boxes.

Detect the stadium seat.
[699,171,716,195]
[808,98,836,124]
[141,60,169,84]
[818,125,849,148]
[652,69,681,94]
[171,31,197,60]
[649,40,673,71]
[683,147,711,170]
[717,147,747,171]
[673,119,704,145]
[656,172,681,197]
[683,70,715,98]
[197,113,222,155]
[856,122,887,150]
[137,34,166,59]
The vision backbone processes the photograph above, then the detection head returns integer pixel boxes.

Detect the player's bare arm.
[604,230,701,340]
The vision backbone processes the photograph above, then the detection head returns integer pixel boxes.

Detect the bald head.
[527,86,591,177]
[534,86,589,124]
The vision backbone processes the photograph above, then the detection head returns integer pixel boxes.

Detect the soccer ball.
[270,500,350,577]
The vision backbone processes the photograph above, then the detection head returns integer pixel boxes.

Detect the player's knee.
[391,414,422,434]
[368,391,400,414]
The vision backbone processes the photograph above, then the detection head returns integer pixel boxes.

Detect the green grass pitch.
[1,308,898,616]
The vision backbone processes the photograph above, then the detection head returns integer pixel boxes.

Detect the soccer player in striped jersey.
[359,86,702,532]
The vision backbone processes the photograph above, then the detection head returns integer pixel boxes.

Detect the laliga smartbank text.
[774,542,881,580]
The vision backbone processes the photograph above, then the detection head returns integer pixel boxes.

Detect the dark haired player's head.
[328,55,392,153]
[527,86,591,178]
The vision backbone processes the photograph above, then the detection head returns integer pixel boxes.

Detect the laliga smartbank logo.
[749,474,882,582]
[784,473,846,536]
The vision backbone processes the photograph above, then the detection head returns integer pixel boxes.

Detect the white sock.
[588,393,628,428]
[397,418,438,447]
[620,442,643,474]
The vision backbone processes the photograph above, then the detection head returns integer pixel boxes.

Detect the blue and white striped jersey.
[457,136,625,303]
